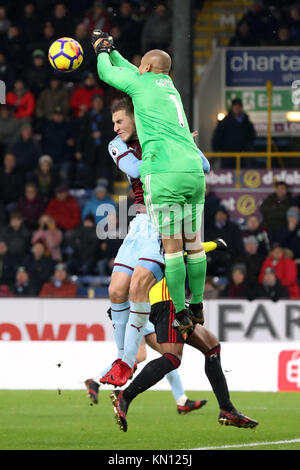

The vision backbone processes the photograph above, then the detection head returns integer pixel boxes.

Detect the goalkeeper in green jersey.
[92,32,206,338]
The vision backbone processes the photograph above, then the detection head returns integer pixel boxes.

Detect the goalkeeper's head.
[111,96,137,143]
[139,49,171,76]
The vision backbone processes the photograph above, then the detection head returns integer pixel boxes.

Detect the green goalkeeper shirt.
[97,51,204,177]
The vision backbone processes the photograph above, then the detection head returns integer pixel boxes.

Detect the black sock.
[204,344,234,412]
[123,353,181,403]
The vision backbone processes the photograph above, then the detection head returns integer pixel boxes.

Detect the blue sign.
[226,48,300,87]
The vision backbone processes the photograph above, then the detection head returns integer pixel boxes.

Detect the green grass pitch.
[0,390,299,450]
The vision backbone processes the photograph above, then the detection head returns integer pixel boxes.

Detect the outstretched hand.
[91,29,115,54]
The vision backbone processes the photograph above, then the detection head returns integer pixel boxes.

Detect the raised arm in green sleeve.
[97,53,140,95]
[109,50,139,73]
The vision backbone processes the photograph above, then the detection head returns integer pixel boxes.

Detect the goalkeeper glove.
[91,29,115,55]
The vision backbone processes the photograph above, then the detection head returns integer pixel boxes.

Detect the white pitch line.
[192,438,300,450]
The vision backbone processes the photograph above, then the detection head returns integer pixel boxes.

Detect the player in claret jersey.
[91,32,207,340]
[86,97,224,404]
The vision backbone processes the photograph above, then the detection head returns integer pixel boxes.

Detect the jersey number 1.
[169,94,185,128]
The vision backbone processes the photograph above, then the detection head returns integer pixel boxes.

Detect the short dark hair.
[111,97,134,116]
[231,98,243,107]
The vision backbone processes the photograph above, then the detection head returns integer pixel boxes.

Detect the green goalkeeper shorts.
[142,172,205,236]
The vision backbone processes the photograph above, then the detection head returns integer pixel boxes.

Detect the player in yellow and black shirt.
[111,271,259,433]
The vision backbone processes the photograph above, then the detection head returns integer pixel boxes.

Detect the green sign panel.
[225,89,294,112]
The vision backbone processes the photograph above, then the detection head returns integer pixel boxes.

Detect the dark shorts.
[150,300,184,344]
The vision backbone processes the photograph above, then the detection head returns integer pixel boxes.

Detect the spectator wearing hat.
[40,106,75,182]
[9,123,40,177]
[221,264,255,300]
[212,98,256,168]
[45,185,81,232]
[256,267,289,302]
[11,266,38,297]
[259,244,300,299]
[205,206,244,276]
[0,211,31,263]
[32,214,63,262]
[272,206,300,262]
[33,155,60,204]
[4,25,23,74]
[0,152,24,211]
[260,181,293,234]
[0,239,17,286]
[232,235,265,286]
[64,214,100,275]
[17,182,45,230]
[70,72,104,119]
[23,241,54,292]
[25,49,50,98]
[242,214,270,257]
[36,78,70,122]
[6,80,35,120]
[39,262,77,298]
[81,183,117,225]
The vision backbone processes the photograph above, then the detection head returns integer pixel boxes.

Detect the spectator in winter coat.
[256,267,289,301]
[25,49,50,98]
[36,78,70,121]
[221,264,256,300]
[204,206,244,277]
[141,3,172,53]
[259,244,300,299]
[17,182,45,230]
[23,241,54,291]
[6,80,35,120]
[11,266,38,297]
[39,262,77,298]
[40,106,75,181]
[212,98,256,168]
[75,94,114,185]
[0,211,30,263]
[83,1,110,34]
[70,72,104,118]
[0,152,24,209]
[0,105,22,156]
[64,214,99,275]
[272,206,300,261]
[33,155,60,204]
[242,214,270,257]
[260,181,293,234]
[45,185,81,232]
[232,235,265,285]
[32,214,63,262]
[10,123,40,176]
[81,183,117,226]
[0,240,17,285]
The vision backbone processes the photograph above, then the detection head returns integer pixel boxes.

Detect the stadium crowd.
[0,0,299,299]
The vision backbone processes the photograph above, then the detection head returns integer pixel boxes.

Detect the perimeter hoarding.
[224,48,300,137]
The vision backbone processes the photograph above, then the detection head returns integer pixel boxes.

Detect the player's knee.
[163,352,181,369]
[129,274,152,302]
[109,283,128,304]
